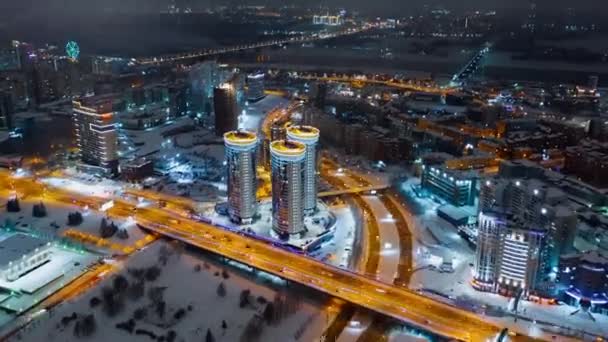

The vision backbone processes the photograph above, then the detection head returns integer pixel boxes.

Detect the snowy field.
[8,241,333,342]
[0,195,148,254]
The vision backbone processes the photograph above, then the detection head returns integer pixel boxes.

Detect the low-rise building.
[0,234,52,282]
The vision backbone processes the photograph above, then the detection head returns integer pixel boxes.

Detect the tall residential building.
[246,72,265,102]
[287,125,320,215]
[474,210,547,296]
[0,91,14,130]
[479,177,577,274]
[0,44,20,71]
[270,140,306,238]
[214,82,238,136]
[311,82,327,110]
[72,97,119,173]
[224,130,258,224]
[189,61,227,114]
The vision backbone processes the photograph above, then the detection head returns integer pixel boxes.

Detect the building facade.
[0,234,52,282]
[213,82,238,137]
[558,251,608,315]
[473,210,547,296]
[286,125,320,215]
[270,140,306,238]
[246,72,265,102]
[420,165,477,206]
[224,130,258,224]
[72,96,119,173]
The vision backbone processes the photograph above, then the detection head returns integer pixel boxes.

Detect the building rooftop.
[0,234,50,268]
[224,130,258,146]
[270,140,306,156]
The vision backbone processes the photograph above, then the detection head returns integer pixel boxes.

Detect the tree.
[263,303,275,325]
[100,219,118,238]
[239,289,251,308]
[32,202,47,217]
[101,286,124,317]
[117,229,129,240]
[113,275,129,293]
[158,245,172,266]
[6,198,20,212]
[67,212,83,226]
[89,297,101,308]
[133,307,147,320]
[206,329,215,342]
[217,282,226,297]
[74,314,96,337]
[155,300,166,319]
[145,266,161,281]
[148,286,167,304]
[127,281,145,300]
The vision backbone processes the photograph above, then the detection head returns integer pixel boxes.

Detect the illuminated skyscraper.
[246,72,265,102]
[270,140,306,238]
[224,130,258,224]
[474,210,547,296]
[72,97,119,173]
[287,125,320,215]
[214,82,238,136]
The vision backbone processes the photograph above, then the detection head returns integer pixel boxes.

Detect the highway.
[0,170,533,341]
[134,209,496,341]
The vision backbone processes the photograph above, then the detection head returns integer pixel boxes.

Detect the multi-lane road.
[0,170,531,341]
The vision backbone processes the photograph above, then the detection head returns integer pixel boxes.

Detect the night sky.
[0,0,603,16]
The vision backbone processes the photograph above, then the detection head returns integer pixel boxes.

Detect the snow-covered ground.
[0,195,147,254]
[9,241,332,342]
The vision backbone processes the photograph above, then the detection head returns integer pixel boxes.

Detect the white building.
[0,234,52,282]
